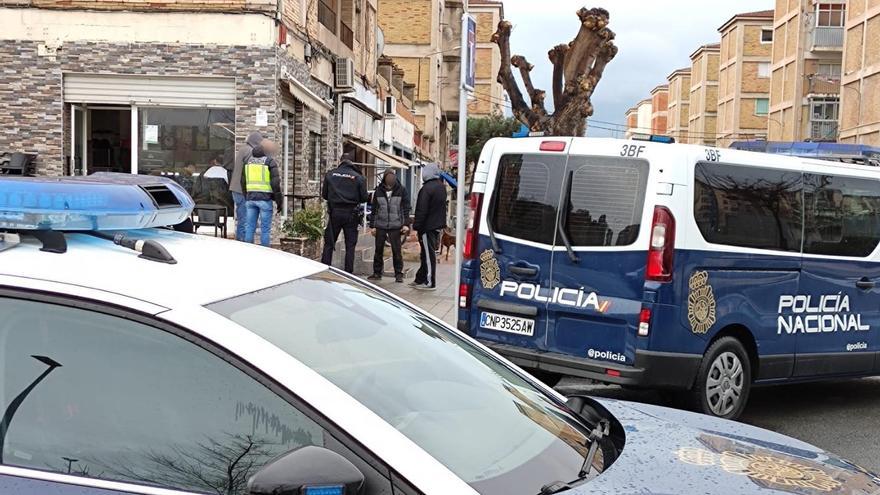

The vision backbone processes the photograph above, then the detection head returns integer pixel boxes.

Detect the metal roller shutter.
[63,74,236,108]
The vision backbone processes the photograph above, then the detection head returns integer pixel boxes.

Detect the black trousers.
[373,228,404,277]
[415,229,440,287]
[321,209,359,273]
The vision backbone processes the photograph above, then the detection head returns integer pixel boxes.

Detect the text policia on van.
[777,294,870,334]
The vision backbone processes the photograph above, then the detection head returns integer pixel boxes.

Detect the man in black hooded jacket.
[411,163,447,290]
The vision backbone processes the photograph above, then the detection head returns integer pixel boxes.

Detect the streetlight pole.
[0,355,62,464]
[454,10,471,311]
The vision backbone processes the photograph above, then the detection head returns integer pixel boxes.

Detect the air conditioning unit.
[383,95,397,118]
[335,58,355,92]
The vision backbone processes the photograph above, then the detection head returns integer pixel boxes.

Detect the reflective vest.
[244,156,272,193]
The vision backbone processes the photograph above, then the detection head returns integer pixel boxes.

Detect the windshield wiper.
[536,418,611,495]
[557,171,579,263]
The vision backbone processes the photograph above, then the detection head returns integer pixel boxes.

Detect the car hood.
[565,398,880,495]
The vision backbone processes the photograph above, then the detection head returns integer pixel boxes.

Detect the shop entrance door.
[70,105,87,175]
[87,106,132,174]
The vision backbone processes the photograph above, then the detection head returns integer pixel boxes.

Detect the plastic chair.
[1,153,37,176]
[192,206,228,238]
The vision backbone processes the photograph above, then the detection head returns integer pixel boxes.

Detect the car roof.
[0,229,326,309]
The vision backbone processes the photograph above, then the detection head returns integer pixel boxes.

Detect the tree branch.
[548,44,567,113]
[492,21,545,130]
[511,55,547,115]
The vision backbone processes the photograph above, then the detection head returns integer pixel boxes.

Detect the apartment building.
[769,0,846,142]
[468,0,506,117]
[650,85,669,135]
[637,98,654,134]
[688,43,721,145]
[840,0,880,145]
[0,0,389,214]
[716,10,774,147]
[666,68,692,143]
[624,107,639,138]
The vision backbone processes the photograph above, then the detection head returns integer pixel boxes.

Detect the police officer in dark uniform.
[320,152,368,273]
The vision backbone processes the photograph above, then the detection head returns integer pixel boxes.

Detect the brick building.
[688,43,721,146]
[840,0,880,145]
[650,85,669,136]
[666,68,692,143]
[468,0,506,117]
[716,10,774,147]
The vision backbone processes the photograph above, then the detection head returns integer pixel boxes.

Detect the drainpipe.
[281,119,290,218]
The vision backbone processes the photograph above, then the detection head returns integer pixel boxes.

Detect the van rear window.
[491,154,566,245]
[565,156,649,247]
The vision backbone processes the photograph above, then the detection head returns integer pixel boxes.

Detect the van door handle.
[856,278,875,290]
[509,265,538,277]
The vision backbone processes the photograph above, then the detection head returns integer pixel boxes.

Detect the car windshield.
[209,271,592,494]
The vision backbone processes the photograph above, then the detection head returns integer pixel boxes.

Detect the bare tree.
[493,7,618,136]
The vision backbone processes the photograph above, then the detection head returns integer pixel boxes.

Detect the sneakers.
[413,284,437,291]
[395,274,404,283]
[367,274,382,281]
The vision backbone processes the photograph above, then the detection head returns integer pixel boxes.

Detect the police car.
[1,174,879,495]
[459,136,880,420]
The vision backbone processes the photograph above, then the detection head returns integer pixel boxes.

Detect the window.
[810,97,839,140]
[491,153,567,245]
[817,63,842,80]
[817,3,845,27]
[210,272,595,495]
[0,299,325,494]
[761,28,773,43]
[318,0,337,33]
[755,98,770,116]
[308,132,322,181]
[694,162,803,252]
[804,174,880,257]
[757,62,771,79]
[565,156,649,247]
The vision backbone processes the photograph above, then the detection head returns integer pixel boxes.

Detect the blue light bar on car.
[0,173,194,231]
[631,133,676,144]
[303,486,344,495]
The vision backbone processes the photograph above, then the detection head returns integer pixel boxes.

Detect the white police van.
[458,136,880,420]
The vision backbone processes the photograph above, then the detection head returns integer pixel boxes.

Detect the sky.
[499,0,773,137]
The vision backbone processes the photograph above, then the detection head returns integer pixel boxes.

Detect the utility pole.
[454,9,474,308]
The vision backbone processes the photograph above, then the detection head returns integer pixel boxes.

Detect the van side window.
[565,156,649,247]
[694,162,802,252]
[804,173,880,257]
[491,154,566,245]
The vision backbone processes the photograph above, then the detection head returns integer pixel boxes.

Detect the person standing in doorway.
[242,139,282,247]
[321,153,368,273]
[230,131,264,240]
[411,163,447,291]
[368,170,410,283]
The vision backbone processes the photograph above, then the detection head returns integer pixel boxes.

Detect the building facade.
[624,107,639,139]
[768,0,845,141]
[840,0,880,145]
[716,10,774,147]
[688,43,721,146]
[666,68,692,143]
[650,85,669,135]
[636,98,654,135]
[468,0,506,117]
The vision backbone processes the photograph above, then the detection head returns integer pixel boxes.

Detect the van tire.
[527,369,563,388]
[690,337,751,420]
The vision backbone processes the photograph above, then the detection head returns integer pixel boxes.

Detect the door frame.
[69,104,88,176]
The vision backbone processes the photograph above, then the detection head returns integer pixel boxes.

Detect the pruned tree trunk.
[493,7,618,136]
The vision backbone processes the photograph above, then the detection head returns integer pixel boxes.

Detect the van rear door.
[546,141,656,367]
[468,141,570,352]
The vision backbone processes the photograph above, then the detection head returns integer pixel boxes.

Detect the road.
[558,377,880,473]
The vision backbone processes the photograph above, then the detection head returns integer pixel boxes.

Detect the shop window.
[308,132,322,182]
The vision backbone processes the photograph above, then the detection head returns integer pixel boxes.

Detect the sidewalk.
[373,256,457,326]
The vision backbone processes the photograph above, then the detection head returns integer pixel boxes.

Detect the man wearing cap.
[321,152,368,273]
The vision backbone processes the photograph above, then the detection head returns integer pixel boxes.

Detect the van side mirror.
[247,445,365,495]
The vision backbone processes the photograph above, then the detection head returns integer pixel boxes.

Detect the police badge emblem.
[480,249,501,290]
[687,271,716,334]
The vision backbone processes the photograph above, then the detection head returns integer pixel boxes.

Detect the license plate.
[480,311,535,336]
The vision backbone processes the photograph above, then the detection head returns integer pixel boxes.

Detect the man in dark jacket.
[368,170,411,283]
[321,153,368,273]
[241,139,282,247]
[230,131,264,240]
[411,163,447,290]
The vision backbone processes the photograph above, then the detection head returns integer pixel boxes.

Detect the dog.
[440,227,456,260]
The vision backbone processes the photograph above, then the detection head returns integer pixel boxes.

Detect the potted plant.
[280,206,324,259]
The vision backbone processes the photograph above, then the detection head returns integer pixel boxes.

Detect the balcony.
[812,26,844,50]
[810,121,838,141]
[340,21,354,50]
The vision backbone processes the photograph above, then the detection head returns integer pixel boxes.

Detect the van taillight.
[646,206,675,282]
[459,283,470,308]
[463,192,484,260]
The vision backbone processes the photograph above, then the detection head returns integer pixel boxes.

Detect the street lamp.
[0,355,62,463]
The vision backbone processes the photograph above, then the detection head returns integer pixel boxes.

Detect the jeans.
[373,228,404,277]
[232,191,247,241]
[321,208,359,273]
[415,229,440,287]
[244,200,273,247]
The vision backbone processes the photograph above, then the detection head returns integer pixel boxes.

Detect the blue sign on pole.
[464,15,477,91]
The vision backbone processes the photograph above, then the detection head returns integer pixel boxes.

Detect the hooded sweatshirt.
[413,163,447,232]
[230,132,264,194]
[240,145,282,208]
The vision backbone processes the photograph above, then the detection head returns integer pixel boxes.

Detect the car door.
[0,294,395,495]
[797,171,880,376]
[468,145,569,352]
[545,144,654,365]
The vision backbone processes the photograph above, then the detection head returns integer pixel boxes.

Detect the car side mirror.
[247,445,365,495]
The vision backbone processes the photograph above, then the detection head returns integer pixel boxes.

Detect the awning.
[287,78,333,119]
[347,140,411,170]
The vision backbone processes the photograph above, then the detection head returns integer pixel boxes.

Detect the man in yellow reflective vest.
[241,139,282,247]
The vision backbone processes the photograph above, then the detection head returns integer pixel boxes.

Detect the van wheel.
[691,337,751,420]
[527,369,563,388]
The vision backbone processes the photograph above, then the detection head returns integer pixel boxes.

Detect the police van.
[458,136,880,419]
